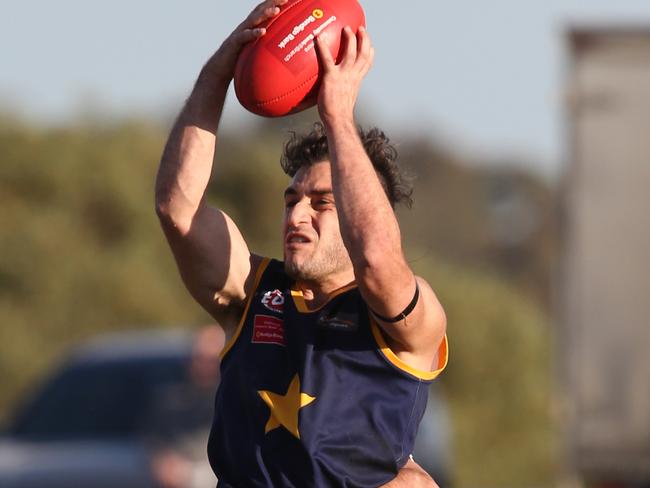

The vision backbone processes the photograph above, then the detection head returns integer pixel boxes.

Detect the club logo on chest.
[261,289,285,313]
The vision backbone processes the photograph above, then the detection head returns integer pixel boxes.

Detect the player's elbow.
[155,197,170,222]
[353,248,407,285]
[156,201,183,234]
[364,241,403,268]
[155,196,195,237]
[154,185,174,222]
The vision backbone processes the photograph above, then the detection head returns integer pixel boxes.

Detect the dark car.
[0,329,219,488]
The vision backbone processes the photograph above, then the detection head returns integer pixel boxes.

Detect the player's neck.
[295,268,355,309]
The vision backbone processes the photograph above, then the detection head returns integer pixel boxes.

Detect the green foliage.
[0,116,208,417]
[0,113,556,486]
[409,253,556,487]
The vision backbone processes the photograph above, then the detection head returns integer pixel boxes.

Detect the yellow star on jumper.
[258,374,316,439]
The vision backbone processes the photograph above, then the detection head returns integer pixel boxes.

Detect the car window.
[11,356,188,440]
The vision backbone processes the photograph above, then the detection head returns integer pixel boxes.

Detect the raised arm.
[314,28,446,370]
[155,0,287,331]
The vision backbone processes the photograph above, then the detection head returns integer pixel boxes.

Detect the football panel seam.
[255,73,319,107]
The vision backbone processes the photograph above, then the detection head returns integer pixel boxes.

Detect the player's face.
[282,161,352,282]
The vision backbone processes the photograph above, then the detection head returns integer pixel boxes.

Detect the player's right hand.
[314,25,374,126]
[208,0,288,82]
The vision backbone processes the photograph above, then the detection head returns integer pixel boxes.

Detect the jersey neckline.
[290,283,357,313]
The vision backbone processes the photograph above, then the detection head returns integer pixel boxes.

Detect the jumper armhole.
[370,317,449,381]
[219,257,271,360]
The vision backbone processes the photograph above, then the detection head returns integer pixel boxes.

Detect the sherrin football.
[234,0,366,117]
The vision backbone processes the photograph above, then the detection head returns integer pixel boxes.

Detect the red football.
[234,0,366,117]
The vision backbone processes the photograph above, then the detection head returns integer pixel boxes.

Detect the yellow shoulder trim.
[290,289,310,313]
[220,257,271,360]
[290,283,357,313]
[370,317,449,381]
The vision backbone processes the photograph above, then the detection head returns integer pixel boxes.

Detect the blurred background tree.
[0,109,557,487]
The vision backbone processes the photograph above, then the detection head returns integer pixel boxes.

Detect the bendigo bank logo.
[277,8,326,50]
[261,289,284,313]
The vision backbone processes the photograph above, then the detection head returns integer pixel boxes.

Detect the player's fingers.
[232,27,267,47]
[359,46,375,78]
[254,0,288,16]
[340,26,357,68]
[356,26,371,64]
[242,0,287,29]
[314,33,335,72]
[260,6,281,23]
[248,2,284,27]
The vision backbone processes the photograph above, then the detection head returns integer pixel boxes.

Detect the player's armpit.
[380,458,440,488]
[158,203,258,328]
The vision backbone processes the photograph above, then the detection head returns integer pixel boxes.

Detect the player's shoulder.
[244,255,287,295]
[413,275,443,309]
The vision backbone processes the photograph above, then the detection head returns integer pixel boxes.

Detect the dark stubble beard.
[284,239,352,282]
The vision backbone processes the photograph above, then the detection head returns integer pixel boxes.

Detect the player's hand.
[381,458,439,488]
[204,0,288,84]
[314,25,375,126]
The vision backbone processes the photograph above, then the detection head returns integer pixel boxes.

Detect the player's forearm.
[324,117,408,279]
[155,69,229,233]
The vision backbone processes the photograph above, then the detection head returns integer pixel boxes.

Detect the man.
[148,326,224,488]
[155,1,447,486]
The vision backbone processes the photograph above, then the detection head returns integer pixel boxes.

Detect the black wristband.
[370,282,420,323]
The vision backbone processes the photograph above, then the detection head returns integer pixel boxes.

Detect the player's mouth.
[285,231,312,250]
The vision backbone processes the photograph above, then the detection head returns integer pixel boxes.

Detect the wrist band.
[370,282,420,323]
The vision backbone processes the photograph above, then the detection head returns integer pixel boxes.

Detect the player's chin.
[283,258,303,280]
[283,250,299,267]
[284,242,312,264]
[284,249,312,272]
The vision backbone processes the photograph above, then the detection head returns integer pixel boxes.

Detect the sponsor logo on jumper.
[321,319,355,330]
[261,289,284,313]
[317,310,358,332]
[252,315,286,346]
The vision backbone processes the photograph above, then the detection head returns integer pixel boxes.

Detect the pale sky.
[2,1,649,176]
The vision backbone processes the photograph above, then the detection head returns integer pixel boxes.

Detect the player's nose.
[285,200,312,228]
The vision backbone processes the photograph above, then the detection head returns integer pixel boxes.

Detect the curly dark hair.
[280,122,413,208]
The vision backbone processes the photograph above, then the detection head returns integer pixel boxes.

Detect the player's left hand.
[314,25,375,125]
[202,0,289,85]
[380,457,440,488]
